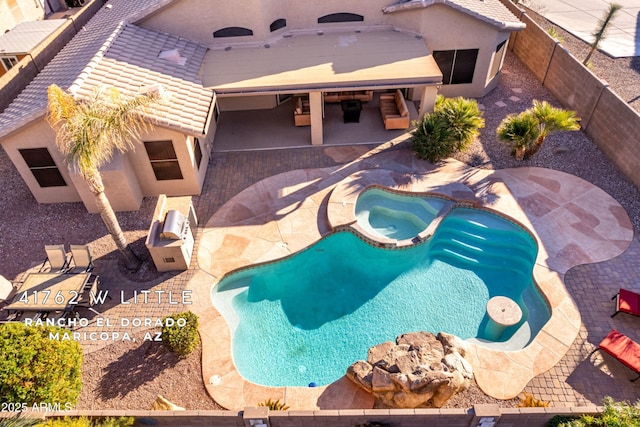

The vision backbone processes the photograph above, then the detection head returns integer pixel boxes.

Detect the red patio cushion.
[599,329,640,373]
[618,288,640,316]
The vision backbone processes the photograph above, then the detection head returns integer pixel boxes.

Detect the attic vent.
[158,49,187,66]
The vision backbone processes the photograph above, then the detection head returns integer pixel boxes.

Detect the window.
[144,140,183,180]
[318,13,364,24]
[213,27,253,38]
[270,18,287,32]
[193,138,203,170]
[1,56,19,72]
[432,49,479,85]
[490,41,507,78]
[18,148,67,188]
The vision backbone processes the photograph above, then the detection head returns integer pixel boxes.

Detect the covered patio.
[201,28,441,148]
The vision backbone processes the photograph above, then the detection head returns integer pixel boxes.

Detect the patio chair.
[69,244,94,273]
[611,288,640,318]
[593,329,640,382]
[40,245,70,273]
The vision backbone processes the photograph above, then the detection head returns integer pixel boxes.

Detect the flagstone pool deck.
[185,140,637,410]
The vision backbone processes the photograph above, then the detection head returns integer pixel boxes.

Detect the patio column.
[309,91,323,145]
[418,85,438,118]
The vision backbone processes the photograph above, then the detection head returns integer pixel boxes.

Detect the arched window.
[270,18,287,32]
[317,13,364,24]
[213,27,254,38]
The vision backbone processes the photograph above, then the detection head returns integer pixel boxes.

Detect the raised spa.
[211,206,549,388]
[355,187,449,240]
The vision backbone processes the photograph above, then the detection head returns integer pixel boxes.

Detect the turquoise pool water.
[211,207,549,388]
[355,188,449,240]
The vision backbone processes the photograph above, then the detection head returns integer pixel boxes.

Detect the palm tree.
[496,100,580,160]
[496,111,540,161]
[583,3,622,66]
[47,84,161,269]
[528,100,580,155]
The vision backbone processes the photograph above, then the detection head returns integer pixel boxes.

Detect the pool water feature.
[355,187,449,240]
[211,206,549,388]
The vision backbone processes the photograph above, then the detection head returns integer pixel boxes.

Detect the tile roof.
[383,0,525,31]
[0,19,67,54]
[77,24,212,136]
[0,0,212,140]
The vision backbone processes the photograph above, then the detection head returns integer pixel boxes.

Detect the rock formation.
[346,331,473,408]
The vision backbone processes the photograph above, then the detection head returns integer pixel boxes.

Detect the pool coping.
[188,154,634,409]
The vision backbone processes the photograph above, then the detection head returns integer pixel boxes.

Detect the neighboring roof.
[201,29,442,94]
[0,19,66,55]
[383,0,526,31]
[78,24,212,135]
[0,0,214,140]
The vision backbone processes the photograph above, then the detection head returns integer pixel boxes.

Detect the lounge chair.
[594,329,640,382]
[69,244,94,273]
[40,245,70,273]
[611,288,640,318]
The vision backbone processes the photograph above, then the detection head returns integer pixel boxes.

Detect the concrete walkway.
[524,0,640,57]
[187,141,637,410]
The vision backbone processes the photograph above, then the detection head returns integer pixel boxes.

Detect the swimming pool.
[211,207,549,388]
[355,187,449,240]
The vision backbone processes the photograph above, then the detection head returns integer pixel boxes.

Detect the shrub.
[161,311,200,356]
[39,417,134,427]
[257,398,289,411]
[547,397,640,427]
[517,392,549,407]
[412,95,484,162]
[0,416,41,427]
[0,323,82,406]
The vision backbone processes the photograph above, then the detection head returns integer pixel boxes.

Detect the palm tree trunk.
[515,146,526,161]
[85,170,140,270]
[93,191,141,270]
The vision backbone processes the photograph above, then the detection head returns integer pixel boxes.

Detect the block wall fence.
[0,1,630,425]
[0,404,601,427]
[499,0,640,190]
[0,0,106,115]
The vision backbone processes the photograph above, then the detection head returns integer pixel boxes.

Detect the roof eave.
[383,0,526,32]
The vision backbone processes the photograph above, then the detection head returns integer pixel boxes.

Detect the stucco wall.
[1,120,82,204]
[218,94,278,111]
[140,1,511,98]
[129,128,206,198]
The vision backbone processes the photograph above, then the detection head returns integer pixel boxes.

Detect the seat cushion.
[618,288,640,315]
[599,329,640,373]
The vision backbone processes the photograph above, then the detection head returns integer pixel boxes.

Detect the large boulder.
[346,331,473,408]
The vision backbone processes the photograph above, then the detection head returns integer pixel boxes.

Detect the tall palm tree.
[583,3,622,66]
[47,84,160,269]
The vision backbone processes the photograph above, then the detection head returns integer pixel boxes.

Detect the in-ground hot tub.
[355,187,450,240]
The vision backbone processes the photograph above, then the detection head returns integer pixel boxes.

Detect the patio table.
[3,272,91,312]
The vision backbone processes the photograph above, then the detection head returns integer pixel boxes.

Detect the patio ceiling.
[200,29,443,95]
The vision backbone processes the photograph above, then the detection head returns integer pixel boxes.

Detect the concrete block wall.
[12,405,601,427]
[0,0,106,114]
[499,0,640,190]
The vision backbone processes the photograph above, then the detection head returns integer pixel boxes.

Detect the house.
[0,19,67,77]
[0,0,68,35]
[0,0,524,213]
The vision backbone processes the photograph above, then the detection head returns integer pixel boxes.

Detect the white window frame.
[1,56,19,72]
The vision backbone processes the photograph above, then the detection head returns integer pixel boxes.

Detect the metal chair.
[40,245,70,273]
[69,244,94,273]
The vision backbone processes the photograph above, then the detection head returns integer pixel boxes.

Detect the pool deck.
[187,140,635,410]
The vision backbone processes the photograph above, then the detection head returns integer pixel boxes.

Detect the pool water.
[211,207,549,388]
[355,188,449,240]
